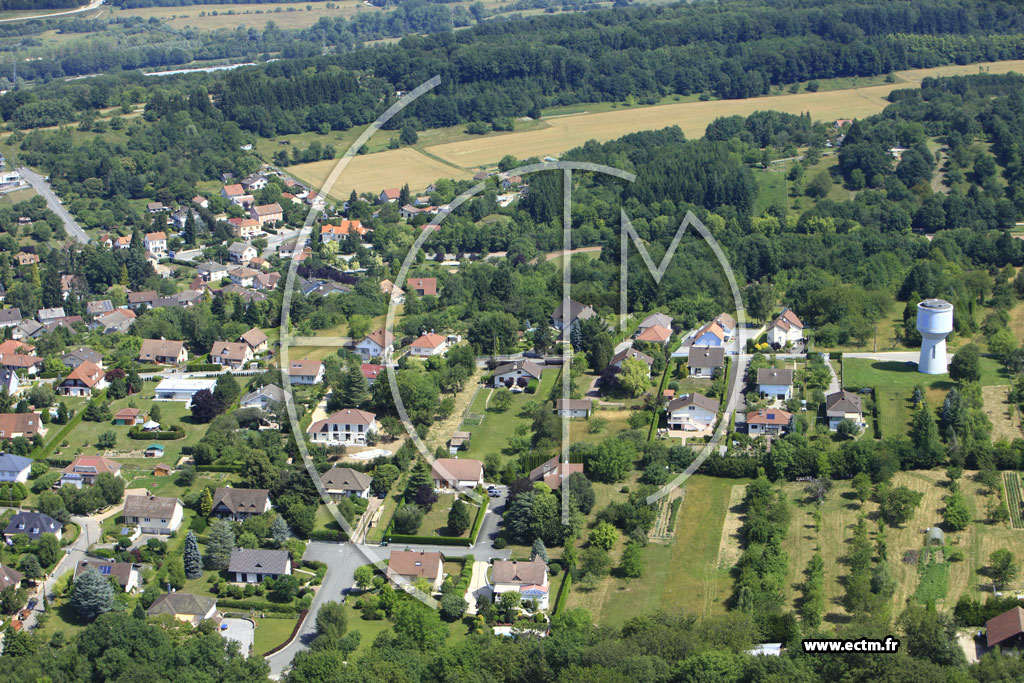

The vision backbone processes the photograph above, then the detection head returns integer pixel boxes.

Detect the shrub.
[493,537,507,549]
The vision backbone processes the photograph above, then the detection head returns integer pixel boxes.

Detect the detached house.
[229,548,291,584]
[122,495,183,535]
[379,279,405,303]
[286,359,325,385]
[378,188,401,204]
[320,220,366,242]
[37,307,65,325]
[127,290,158,310]
[240,384,285,412]
[60,456,122,488]
[554,399,592,418]
[147,593,218,626]
[250,202,283,227]
[75,559,138,593]
[766,308,805,347]
[636,324,672,344]
[0,412,45,439]
[57,361,106,397]
[113,408,144,426]
[825,390,863,430]
[746,409,793,437]
[409,278,437,297]
[387,550,443,592]
[552,299,598,332]
[409,332,447,357]
[0,308,22,328]
[756,368,794,401]
[144,231,167,255]
[0,452,31,483]
[492,359,543,388]
[211,487,271,521]
[638,312,674,331]
[355,328,394,360]
[320,467,372,500]
[306,409,377,446]
[239,327,268,354]
[491,558,549,610]
[431,458,484,490]
[609,346,653,376]
[210,341,253,369]
[0,352,42,376]
[139,339,188,365]
[4,511,61,542]
[666,393,719,430]
[687,347,725,378]
[62,346,103,370]
[529,454,583,490]
[228,241,258,264]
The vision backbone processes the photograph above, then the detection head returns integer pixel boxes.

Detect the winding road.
[17,167,90,244]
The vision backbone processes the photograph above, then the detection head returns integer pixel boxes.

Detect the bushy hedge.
[382,533,471,546]
[553,571,572,614]
[128,426,185,440]
[308,530,348,542]
[215,598,301,614]
[195,464,243,473]
[954,594,1024,627]
[467,501,487,544]
[186,363,222,372]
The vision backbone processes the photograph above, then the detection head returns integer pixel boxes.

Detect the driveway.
[220,617,255,657]
[465,561,491,614]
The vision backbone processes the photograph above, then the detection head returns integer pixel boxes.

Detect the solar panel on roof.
[98,566,111,574]
[767,413,775,419]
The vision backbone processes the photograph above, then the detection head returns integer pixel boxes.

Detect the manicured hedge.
[382,533,472,546]
[308,530,348,542]
[195,464,243,473]
[215,598,302,614]
[128,426,185,440]
[186,363,222,372]
[467,501,487,544]
[553,570,572,615]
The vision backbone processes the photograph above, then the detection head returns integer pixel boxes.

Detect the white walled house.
[554,399,592,418]
[144,231,167,255]
[0,452,31,483]
[306,409,377,445]
[492,360,543,388]
[756,368,794,401]
[154,378,216,401]
[666,393,719,429]
[122,495,183,535]
[431,458,484,490]
[490,558,549,610]
[826,390,864,430]
[228,548,291,584]
[408,332,447,357]
[355,329,394,360]
[766,308,805,346]
[286,359,324,385]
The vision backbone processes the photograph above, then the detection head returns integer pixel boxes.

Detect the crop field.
[286,147,471,199]
[107,2,380,30]
[424,60,1024,169]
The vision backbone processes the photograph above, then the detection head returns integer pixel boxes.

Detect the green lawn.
[419,493,457,536]
[875,387,914,439]
[753,170,787,215]
[461,369,559,463]
[253,615,299,655]
[843,356,1010,408]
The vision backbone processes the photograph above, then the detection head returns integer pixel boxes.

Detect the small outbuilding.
[926,527,945,546]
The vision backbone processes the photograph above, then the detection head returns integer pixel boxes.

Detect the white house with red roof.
[144,231,167,255]
[766,308,805,346]
[408,332,447,357]
[355,328,394,360]
[286,359,324,385]
[361,363,383,385]
[57,361,107,397]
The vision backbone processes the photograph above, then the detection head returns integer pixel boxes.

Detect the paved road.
[267,493,510,679]
[18,167,89,244]
[0,0,103,23]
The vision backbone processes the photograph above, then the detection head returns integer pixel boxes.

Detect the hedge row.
[552,570,572,615]
[46,458,74,468]
[262,610,308,656]
[128,430,185,440]
[0,499,32,508]
[214,598,302,614]
[186,363,222,372]
[31,405,89,460]
[308,529,348,542]
[382,532,471,546]
[194,464,243,473]
[467,500,487,544]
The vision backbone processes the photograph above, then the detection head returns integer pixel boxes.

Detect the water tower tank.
[916,299,953,374]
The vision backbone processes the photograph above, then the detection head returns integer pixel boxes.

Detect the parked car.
[26,598,37,610]
[17,608,30,621]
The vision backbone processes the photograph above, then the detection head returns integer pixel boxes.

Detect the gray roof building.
[228,548,291,576]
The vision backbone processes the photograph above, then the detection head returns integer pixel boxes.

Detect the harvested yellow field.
[426,59,1024,168]
[285,148,471,199]
[109,2,378,30]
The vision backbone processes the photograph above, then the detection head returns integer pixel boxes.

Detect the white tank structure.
[916,299,954,374]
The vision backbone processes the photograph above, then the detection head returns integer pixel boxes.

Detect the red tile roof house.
[636,323,672,344]
[60,456,122,488]
[387,550,444,592]
[0,352,42,376]
[355,328,394,360]
[286,359,325,385]
[409,277,437,296]
[0,412,46,440]
[378,188,401,204]
[114,408,145,426]
[529,454,583,490]
[746,409,794,437]
[57,361,107,397]
[306,409,377,446]
[431,458,484,490]
[209,341,253,369]
[239,327,268,354]
[361,363,383,385]
[320,220,367,241]
[408,332,447,357]
[138,339,188,365]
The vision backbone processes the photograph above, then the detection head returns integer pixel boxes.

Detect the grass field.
[286,147,472,200]
[753,170,787,215]
[567,474,740,624]
[875,387,914,439]
[423,60,1024,169]
[253,615,299,655]
[843,356,1010,406]
[106,1,379,30]
[461,369,558,464]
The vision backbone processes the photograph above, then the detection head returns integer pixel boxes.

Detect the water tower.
[916,299,953,374]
